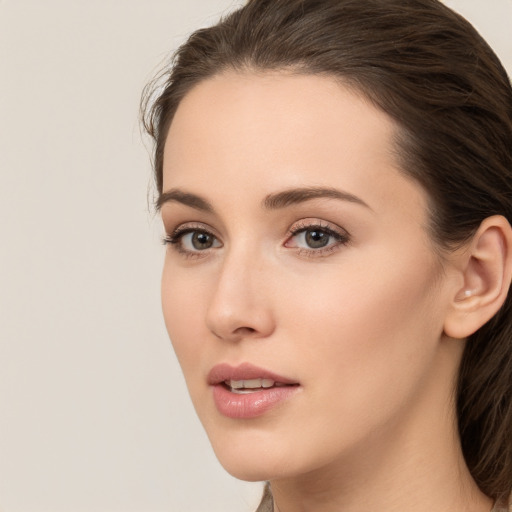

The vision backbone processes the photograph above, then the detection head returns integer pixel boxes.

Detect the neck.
[269,339,493,512]
[271,431,491,512]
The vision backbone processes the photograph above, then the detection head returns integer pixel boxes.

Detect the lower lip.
[211,384,299,419]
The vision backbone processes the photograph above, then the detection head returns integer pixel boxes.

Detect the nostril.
[235,326,256,335]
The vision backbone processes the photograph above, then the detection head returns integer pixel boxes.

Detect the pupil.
[305,229,329,248]
[192,232,213,249]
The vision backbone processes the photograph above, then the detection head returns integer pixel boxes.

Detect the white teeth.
[230,380,245,389]
[226,378,275,390]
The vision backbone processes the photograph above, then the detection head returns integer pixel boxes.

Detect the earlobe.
[444,215,512,340]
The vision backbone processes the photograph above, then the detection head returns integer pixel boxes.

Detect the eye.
[296,229,332,249]
[285,221,350,256]
[164,225,222,256]
[181,231,219,251]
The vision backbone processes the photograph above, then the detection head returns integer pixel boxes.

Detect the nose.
[205,250,276,342]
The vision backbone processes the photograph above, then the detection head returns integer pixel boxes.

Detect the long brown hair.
[142,0,512,500]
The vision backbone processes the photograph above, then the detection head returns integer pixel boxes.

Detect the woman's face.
[160,72,458,482]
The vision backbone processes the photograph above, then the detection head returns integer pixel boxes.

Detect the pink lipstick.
[208,363,300,419]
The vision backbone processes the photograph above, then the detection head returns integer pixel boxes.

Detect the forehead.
[164,71,394,175]
[162,71,428,223]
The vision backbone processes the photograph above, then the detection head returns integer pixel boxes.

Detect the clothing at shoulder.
[255,483,273,512]
[256,488,512,512]
[492,493,512,512]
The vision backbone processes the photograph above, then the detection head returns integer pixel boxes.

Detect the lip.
[208,362,300,419]
[207,362,298,386]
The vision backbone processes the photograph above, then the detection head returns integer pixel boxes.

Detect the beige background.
[0,1,510,511]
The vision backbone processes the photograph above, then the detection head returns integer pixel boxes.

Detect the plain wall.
[0,1,510,511]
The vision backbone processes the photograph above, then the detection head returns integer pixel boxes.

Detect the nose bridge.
[205,241,274,341]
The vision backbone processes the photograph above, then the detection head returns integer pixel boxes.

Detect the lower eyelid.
[296,243,343,258]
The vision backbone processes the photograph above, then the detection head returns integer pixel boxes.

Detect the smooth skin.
[160,71,512,512]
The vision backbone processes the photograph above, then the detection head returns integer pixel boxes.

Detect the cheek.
[248,255,447,473]
[278,250,445,412]
[161,260,208,374]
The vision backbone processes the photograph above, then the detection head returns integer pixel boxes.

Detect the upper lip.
[207,362,298,386]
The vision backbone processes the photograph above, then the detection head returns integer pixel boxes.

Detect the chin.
[206,426,299,482]
[221,462,273,482]
[217,453,291,483]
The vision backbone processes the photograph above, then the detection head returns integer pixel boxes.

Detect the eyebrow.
[263,187,371,210]
[157,189,214,212]
[157,186,371,212]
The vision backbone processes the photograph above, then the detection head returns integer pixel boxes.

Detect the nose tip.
[205,261,275,342]
[206,304,275,342]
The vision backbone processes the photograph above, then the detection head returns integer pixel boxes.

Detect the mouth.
[208,363,300,419]
[208,362,299,388]
[223,378,296,394]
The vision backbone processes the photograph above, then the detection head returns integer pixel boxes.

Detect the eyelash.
[163,223,217,260]
[163,220,350,259]
[285,221,350,258]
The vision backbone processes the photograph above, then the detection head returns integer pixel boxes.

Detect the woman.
[142,0,512,510]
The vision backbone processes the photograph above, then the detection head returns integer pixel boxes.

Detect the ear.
[444,215,512,339]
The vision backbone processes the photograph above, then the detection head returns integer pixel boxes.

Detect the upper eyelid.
[168,221,219,237]
[166,218,349,241]
[287,219,349,236]
[290,223,341,234]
